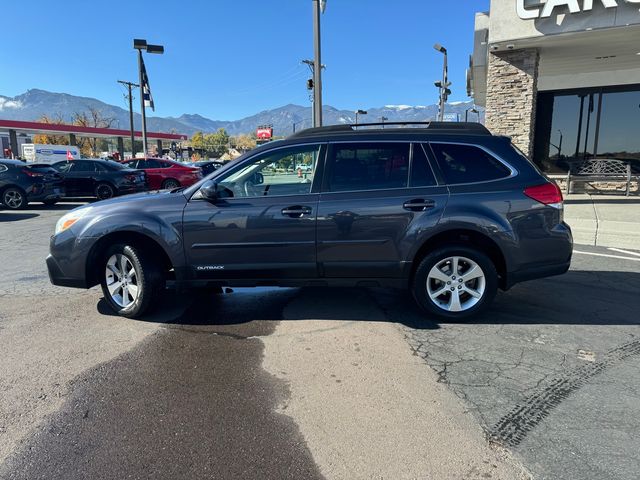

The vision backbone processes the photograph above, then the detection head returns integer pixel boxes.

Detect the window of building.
[429,143,511,184]
[534,86,640,173]
[327,143,410,192]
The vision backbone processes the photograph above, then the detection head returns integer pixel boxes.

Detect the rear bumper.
[27,183,65,202]
[504,259,571,289]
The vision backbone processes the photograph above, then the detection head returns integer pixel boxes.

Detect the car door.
[68,160,98,196]
[51,161,75,195]
[182,143,325,281]
[316,142,449,278]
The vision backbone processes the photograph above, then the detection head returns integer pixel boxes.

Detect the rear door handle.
[403,199,436,212]
[282,205,313,218]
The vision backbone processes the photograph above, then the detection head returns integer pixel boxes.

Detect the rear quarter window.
[429,143,512,185]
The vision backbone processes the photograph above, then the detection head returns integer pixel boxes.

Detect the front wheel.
[412,246,497,320]
[100,244,164,318]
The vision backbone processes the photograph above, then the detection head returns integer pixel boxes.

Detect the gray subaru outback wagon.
[47,122,572,320]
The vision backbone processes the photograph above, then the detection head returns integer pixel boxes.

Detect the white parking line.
[608,248,640,258]
[574,250,640,262]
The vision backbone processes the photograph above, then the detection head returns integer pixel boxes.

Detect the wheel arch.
[85,230,175,288]
[410,228,509,289]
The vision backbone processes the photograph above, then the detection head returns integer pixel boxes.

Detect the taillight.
[125,174,137,182]
[22,168,44,178]
[524,182,563,208]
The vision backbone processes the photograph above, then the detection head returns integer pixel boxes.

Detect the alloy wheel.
[426,256,486,312]
[105,254,140,308]
[3,190,24,209]
[96,184,114,200]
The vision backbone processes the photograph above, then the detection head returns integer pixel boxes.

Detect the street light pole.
[380,116,388,128]
[133,39,164,157]
[434,44,449,122]
[117,80,139,157]
[465,107,479,122]
[136,49,149,157]
[312,0,325,128]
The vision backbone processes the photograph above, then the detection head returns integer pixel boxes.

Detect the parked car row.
[0,158,203,209]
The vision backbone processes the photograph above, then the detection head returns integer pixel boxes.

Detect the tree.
[203,128,230,158]
[73,107,117,157]
[233,134,257,153]
[33,114,68,145]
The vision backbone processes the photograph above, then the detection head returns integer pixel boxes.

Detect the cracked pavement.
[378,245,640,480]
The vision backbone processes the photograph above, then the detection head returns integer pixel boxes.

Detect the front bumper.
[46,232,96,289]
[46,254,88,288]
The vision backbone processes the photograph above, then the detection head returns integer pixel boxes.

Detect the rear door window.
[326,143,410,192]
[429,143,511,185]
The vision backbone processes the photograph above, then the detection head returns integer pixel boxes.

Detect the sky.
[1,0,488,120]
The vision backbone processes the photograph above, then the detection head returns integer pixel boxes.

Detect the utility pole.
[312,0,326,127]
[303,59,325,128]
[117,80,139,157]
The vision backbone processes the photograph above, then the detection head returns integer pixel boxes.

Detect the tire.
[43,199,58,206]
[162,179,180,190]
[412,245,497,321]
[100,243,165,318]
[2,187,27,210]
[95,183,115,200]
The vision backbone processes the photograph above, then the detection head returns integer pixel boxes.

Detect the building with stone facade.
[470,0,640,173]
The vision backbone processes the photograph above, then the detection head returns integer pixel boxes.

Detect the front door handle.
[281,205,313,218]
[403,199,436,212]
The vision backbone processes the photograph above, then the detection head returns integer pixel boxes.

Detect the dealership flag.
[66,150,73,160]
[140,56,155,111]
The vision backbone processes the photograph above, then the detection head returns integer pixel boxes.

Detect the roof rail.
[289,121,490,138]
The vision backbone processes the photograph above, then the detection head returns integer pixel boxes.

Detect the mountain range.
[0,89,483,137]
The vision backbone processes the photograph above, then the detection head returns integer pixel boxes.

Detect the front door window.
[218,144,321,198]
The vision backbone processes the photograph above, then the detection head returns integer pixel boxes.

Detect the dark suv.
[47,123,572,320]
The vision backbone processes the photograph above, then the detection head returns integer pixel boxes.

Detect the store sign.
[517,0,640,19]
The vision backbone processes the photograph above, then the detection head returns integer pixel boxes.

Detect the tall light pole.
[303,59,325,128]
[117,80,139,157]
[133,39,164,157]
[355,109,367,125]
[312,0,326,127]
[434,43,450,122]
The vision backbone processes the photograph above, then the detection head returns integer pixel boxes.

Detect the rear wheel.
[162,179,180,190]
[2,187,27,210]
[95,183,115,200]
[412,246,497,320]
[100,243,164,318]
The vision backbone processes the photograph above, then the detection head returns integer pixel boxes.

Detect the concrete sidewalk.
[564,193,640,250]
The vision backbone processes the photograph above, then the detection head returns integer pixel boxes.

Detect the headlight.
[54,207,92,235]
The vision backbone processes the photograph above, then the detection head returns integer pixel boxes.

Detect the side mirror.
[199,180,218,201]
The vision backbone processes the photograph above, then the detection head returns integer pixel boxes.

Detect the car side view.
[47,122,572,320]
[51,159,147,200]
[122,158,203,190]
[1,159,65,209]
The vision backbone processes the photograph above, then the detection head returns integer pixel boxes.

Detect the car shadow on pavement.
[96,270,640,330]
[376,269,640,328]
[0,212,39,222]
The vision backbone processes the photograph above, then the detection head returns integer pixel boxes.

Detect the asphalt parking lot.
[0,202,639,479]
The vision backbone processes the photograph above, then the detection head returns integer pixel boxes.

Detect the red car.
[123,158,203,190]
